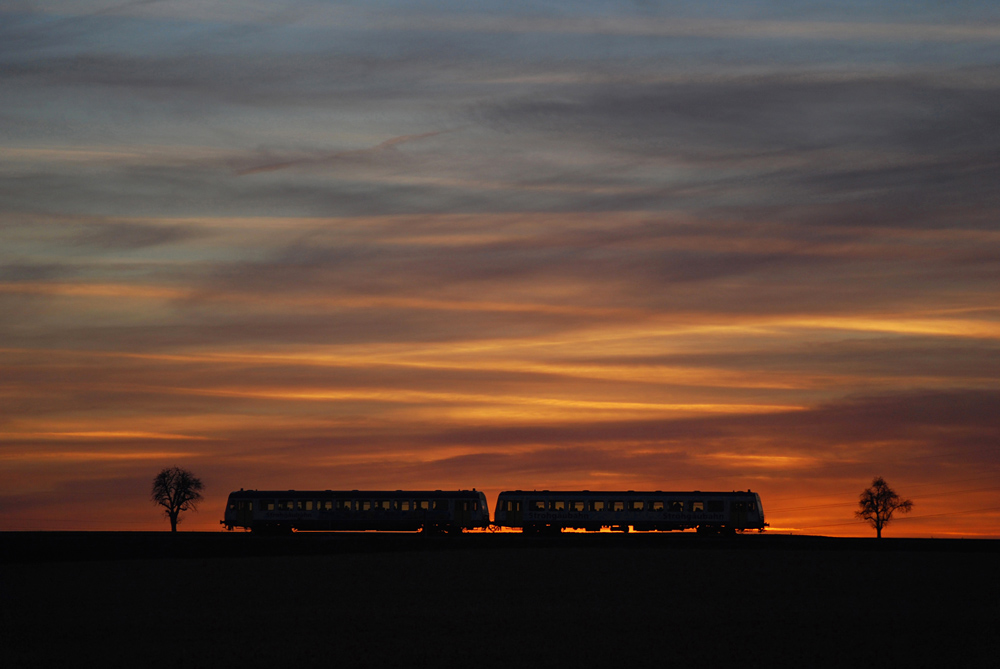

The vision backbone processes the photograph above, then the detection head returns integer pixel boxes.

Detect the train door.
[454,500,471,528]
[503,499,523,527]
[237,500,253,528]
[731,501,748,530]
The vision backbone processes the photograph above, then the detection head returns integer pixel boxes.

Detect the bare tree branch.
[151,466,204,532]
[856,476,913,538]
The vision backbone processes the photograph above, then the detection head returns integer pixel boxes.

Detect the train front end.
[221,490,255,531]
[753,492,767,531]
[475,490,491,529]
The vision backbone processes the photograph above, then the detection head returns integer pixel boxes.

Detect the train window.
[263,500,275,511]
[707,501,724,513]
[374,500,388,511]
[322,500,333,511]
[628,501,644,511]
[570,501,585,512]
[400,500,411,511]
[691,501,704,513]
[336,500,351,512]
[435,500,448,511]
[418,500,430,511]
[531,500,545,511]
[279,500,293,511]
[359,501,372,511]
[248,502,253,511]
[651,501,664,511]
[505,500,522,512]
[551,500,565,511]
[228,501,236,510]
[668,501,683,512]
[588,500,605,511]
[473,502,479,511]
[612,501,624,512]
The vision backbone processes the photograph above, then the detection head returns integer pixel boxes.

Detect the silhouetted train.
[222,489,490,533]
[495,490,765,534]
[223,487,766,534]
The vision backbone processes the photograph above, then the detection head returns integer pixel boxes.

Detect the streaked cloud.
[2,1,999,535]
[0,432,209,442]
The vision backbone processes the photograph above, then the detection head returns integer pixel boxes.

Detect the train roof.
[226,489,484,499]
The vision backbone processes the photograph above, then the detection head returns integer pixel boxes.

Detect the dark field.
[2,533,998,668]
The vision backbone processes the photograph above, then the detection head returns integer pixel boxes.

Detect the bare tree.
[151,466,204,532]
[856,476,913,538]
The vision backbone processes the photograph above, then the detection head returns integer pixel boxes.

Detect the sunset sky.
[3,1,999,536]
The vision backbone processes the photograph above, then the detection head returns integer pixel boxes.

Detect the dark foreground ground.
[2,533,998,668]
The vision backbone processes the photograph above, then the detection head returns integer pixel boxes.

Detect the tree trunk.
[170,512,179,532]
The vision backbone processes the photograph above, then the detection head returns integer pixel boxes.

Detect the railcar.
[221,489,490,533]
[494,490,765,534]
